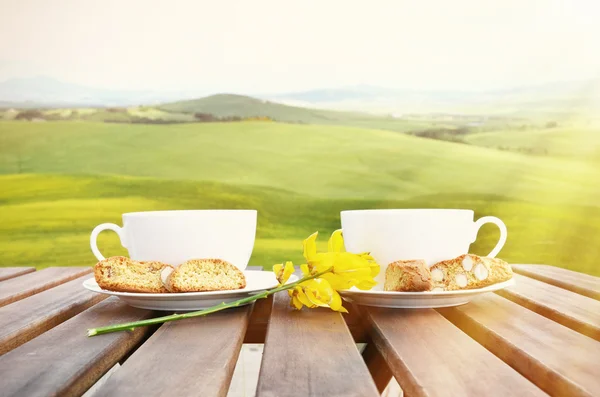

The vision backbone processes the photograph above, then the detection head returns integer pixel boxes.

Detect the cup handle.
[90,223,125,261]
[473,216,507,258]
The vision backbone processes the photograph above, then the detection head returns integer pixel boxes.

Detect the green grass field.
[2,121,599,204]
[1,120,599,275]
[466,125,600,160]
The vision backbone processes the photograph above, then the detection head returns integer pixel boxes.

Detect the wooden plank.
[0,297,156,397]
[344,303,369,343]
[0,267,92,308]
[94,305,253,397]
[362,306,545,397]
[512,264,600,301]
[438,294,600,397]
[0,274,106,355]
[245,295,272,343]
[256,292,380,397]
[497,274,600,341]
[362,341,394,394]
[0,267,35,282]
[245,295,369,344]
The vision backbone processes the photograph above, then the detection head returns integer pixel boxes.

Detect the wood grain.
[256,292,379,397]
[497,274,600,341]
[0,267,35,282]
[362,306,544,397]
[0,267,92,308]
[512,264,600,301]
[0,274,106,355]
[94,305,253,397]
[438,294,600,397]
[0,297,156,397]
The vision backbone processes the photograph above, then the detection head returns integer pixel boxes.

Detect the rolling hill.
[1,119,600,274]
[158,94,436,132]
[1,121,599,205]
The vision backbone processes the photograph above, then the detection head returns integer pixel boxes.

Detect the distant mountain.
[266,80,600,115]
[2,75,599,116]
[0,76,201,108]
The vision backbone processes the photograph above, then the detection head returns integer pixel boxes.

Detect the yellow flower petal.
[329,290,345,312]
[355,279,378,290]
[327,229,345,253]
[320,272,353,290]
[274,262,295,284]
[303,232,318,261]
[314,278,334,298]
[300,264,311,277]
[282,261,295,283]
[296,288,314,308]
[304,288,329,307]
[273,263,284,284]
[291,295,303,310]
[369,263,380,278]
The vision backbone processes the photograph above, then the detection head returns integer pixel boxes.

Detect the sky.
[1,0,600,94]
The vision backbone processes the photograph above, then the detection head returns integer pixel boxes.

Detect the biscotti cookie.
[94,256,172,293]
[430,254,512,291]
[161,258,246,292]
[384,259,433,292]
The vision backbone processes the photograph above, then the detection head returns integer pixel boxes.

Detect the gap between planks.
[0,267,92,308]
[0,267,36,282]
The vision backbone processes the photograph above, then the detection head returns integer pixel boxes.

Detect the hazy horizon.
[2,0,600,94]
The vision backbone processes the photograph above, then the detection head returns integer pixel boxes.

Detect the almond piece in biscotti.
[430,254,513,290]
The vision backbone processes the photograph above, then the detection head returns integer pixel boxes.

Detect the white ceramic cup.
[340,209,507,288]
[90,210,257,270]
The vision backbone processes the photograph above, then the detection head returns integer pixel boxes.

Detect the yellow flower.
[280,229,380,313]
[273,261,295,285]
[287,278,346,312]
[302,230,380,291]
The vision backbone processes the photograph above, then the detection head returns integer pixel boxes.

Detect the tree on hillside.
[15,109,45,121]
[194,113,218,122]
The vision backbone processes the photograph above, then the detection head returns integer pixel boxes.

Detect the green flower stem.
[87,267,333,337]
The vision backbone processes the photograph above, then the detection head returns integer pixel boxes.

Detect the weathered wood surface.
[362,306,545,397]
[0,274,105,355]
[0,297,156,397]
[0,267,92,308]
[94,305,253,397]
[438,294,600,397]
[512,264,600,301]
[0,267,35,282]
[497,273,600,341]
[256,292,380,397]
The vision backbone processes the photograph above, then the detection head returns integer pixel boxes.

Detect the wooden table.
[1,264,599,397]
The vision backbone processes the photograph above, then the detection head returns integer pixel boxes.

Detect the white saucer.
[83,271,297,311]
[339,278,515,308]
